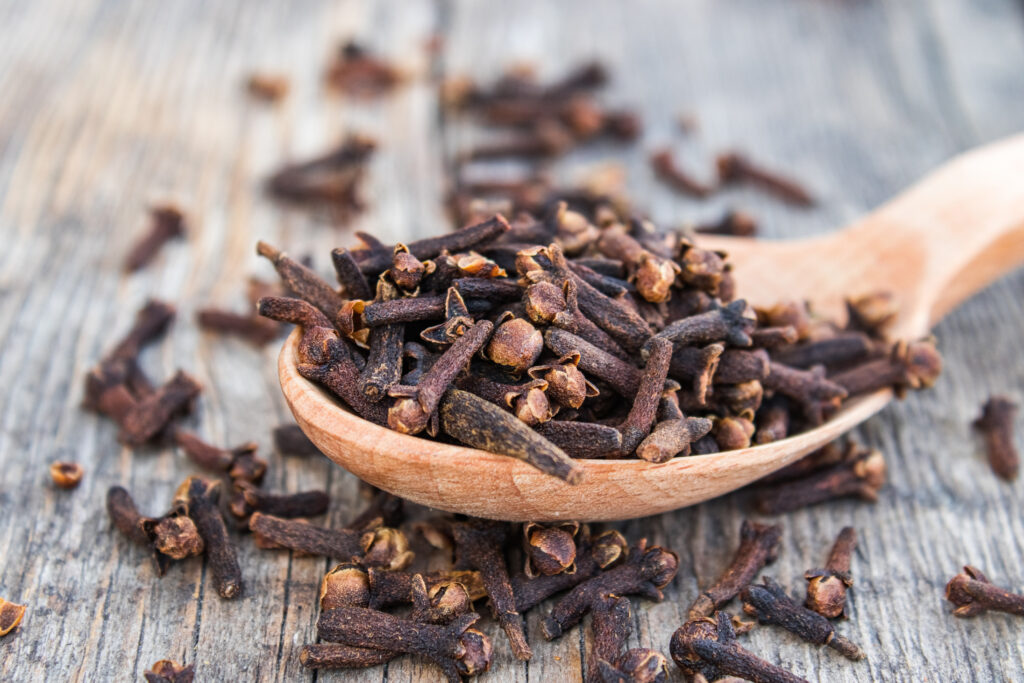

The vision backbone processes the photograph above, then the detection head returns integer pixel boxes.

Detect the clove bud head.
[320,563,371,610]
[614,648,670,683]
[486,315,543,373]
[360,527,414,570]
[524,522,578,577]
[457,627,494,677]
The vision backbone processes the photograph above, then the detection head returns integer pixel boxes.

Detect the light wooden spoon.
[279,134,1024,522]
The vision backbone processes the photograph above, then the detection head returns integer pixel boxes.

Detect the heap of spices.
[325,41,404,96]
[671,612,808,683]
[257,208,941,479]
[945,566,1024,618]
[753,445,886,514]
[143,660,195,683]
[805,526,856,618]
[49,462,84,489]
[0,597,26,637]
[125,204,185,272]
[973,395,1020,480]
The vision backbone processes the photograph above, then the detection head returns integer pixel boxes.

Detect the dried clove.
[451,519,532,660]
[711,416,756,451]
[542,539,678,639]
[257,295,334,330]
[231,481,329,519]
[388,320,493,435]
[368,568,487,610]
[695,210,758,237]
[716,152,814,206]
[440,388,583,482]
[266,135,375,218]
[845,291,897,339]
[330,247,374,300]
[587,594,632,683]
[143,660,195,683]
[636,416,713,462]
[176,476,243,599]
[754,400,790,445]
[256,241,345,320]
[945,565,1024,618]
[118,371,202,446]
[524,521,579,577]
[249,512,367,561]
[973,396,1019,481]
[688,520,781,619]
[173,432,264,482]
[140,510,205,575]
[668,343,723,403]
[741,577,864,660]
[513,530,629,612]
[545,328,640,397]
[535,420,623,459]
[754,447,886,514]
[0,598,26,637]
[597,648,670,683]
[650,148,712,198]
[671,612,808,683]
[528,352,600,410]
[762,362,846,425]
[317,609,492,682]
[772,332,875,370]
[272,424,320,457]
[197,308,280,346]
[360,279,405,401]
[485,313,544,373]
[125,204,185,271]
[645,299,754,357]
[325,41,404,96]
[352,214,510,275]
[50,462,84,489]
[830,338,942,398]
[805,526,856,618]
[106,485,151,546]
[295,326,388,425]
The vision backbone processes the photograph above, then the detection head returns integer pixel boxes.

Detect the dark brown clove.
[763,362,846,425]
[256,241,344,320]
[671,612,809,683]
[587,594,632,683]
[106,485,151,546]
[715,349,771,385]
[645,300,754,357]
[272,424,320,457]
[805,526,856,619]
[256,296,334,330]
[319,562,371,610]
[0,598,26,637]
[119,371,202,446]
[945,565,1024,618]
[617,337,672,454]
[451,519,532,660]
[597,648,670,683]
[140,510,205,575]
[741,577,864,660]
[143,659,194,683]
[668,343,723,403]
[390,243,429,291]
[125,204,186,272]
[231,481,329,519]
[688,520,781,619]
[650,148,712,197]
[485,313,544,373]
[249,512,367,561]
[597,222,680,303]
[266,136,374,218]
[388,320,493,435]
[830,338,942,398]
[525,280,630,360]
[535,420,623,459]
[545,328,640,397]
[172,432,263,480]
[50,462,84,489]
[771,332,875,370]
[711,416,756,451]
[750,325,800,349]
[176,477,243,599]
[716,152,814,206]
[754,400,790,445]
[677,244,728,295]
[524,522,579,577]
[542,539,678,639]
[636,417,713,462]
[513,530,629,612]
[317,609,492,682]
[368,568,487,610]
[330,247,373,300]
[528,352,600,410]
[296,326,388,425]
[325,41,404,95]
[440,388,583,482]
[973,396,1020,481]
[695,210,758,237]
[845,291,897,340]
[360,279,405,401]
[754,447,886,514]
[197,308,280,345]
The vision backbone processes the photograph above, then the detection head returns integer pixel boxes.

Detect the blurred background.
[1,1,1023,681]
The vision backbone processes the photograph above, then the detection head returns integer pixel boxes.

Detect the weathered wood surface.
[1,1,1023,681]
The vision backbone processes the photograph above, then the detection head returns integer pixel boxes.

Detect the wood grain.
[1,1,1023,681]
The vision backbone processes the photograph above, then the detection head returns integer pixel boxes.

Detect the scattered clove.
[50,462,84,489]
[118,371,202,447]
[197,307,280,346]
[741,577,865,660]
[524,521,579,577]
[671,612,809,683]
[688,520,781,619]
[694,210,758,237]
[246,72,290,102]
[587,593,632,683]
[650,148,712,197]
[176,477,243,598]
[325,41,404,96]
[754,446,886,514]
[973,396,1019,480]
[716,152,814,206]
[125,204,185,271]
[272,424,320,457]
[542,539,678,639]
[805,526,856,618]
[945,565,1024,618]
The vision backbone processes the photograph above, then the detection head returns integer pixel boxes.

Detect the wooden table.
[2,1,1023,680]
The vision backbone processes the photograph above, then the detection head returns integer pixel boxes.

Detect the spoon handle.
[846,133,1024,337]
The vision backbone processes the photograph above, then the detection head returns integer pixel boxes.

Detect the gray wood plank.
[1,0,1024,681]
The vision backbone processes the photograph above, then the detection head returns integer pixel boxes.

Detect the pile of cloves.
[256,203,942,482]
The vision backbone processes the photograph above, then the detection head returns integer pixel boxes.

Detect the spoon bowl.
[280,134,1024,521]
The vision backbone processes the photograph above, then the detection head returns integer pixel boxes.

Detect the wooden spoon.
[279,135,1024,521]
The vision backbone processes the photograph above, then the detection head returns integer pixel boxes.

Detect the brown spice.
[246,73,290,102]
[197,308,280,346]
[688,520,781,619]
[143,660,194,683]
[272,424,320,457]
[524,522,579,577]
[587,594,632,683]
[125,205,185,272]
[754,447,886,514]
[118,371,202,447]
[973,395,1019,480]
[650,148,712,198]
[945,565,1024,618]
[176,477,243,599]
[0,597,26,637]
[50,462,84,489]
[716,152,814,206]
[805,526,856,619]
